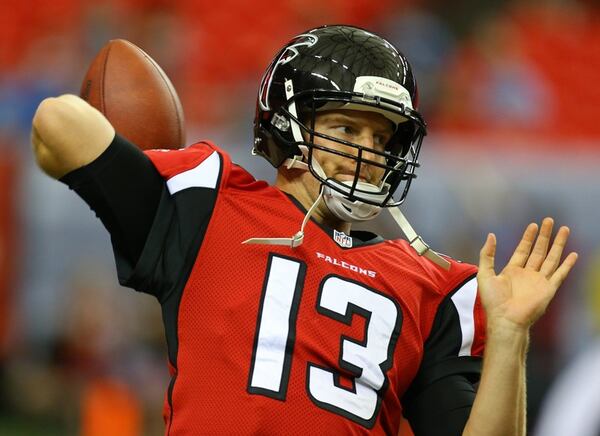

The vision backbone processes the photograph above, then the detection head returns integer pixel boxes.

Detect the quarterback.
[31,26,576,435]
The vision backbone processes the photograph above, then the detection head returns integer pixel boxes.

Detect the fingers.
[540,226,570,277]
[507,223,538,267]
[525,217,554,270]
[478,233,497,279]
[549,252,578,289]
[505,218,576,286]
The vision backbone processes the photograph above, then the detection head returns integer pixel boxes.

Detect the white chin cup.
[323,180,388,222]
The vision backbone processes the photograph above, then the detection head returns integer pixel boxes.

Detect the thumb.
[478,233,497,279]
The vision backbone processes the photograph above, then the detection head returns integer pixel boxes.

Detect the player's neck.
[275,170,352,234]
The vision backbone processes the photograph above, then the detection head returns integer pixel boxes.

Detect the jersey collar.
[283,192,385,249]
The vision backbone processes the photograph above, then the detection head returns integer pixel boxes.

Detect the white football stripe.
[166,151,220,194]
[450,277,478,357]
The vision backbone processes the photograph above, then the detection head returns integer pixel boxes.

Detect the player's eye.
[373,134,390,149]
[332,125,355,137]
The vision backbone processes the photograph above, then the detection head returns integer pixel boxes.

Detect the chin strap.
[387,207,450,270]
[242,187,324,248]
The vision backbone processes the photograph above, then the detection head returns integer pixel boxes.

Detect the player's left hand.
[477,217,578,331]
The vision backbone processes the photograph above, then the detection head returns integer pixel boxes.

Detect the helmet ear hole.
[254,125,302,168]
[271,112,291,132]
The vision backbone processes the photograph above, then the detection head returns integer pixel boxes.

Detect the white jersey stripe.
[450,277,478,357]
[166,151,220,194]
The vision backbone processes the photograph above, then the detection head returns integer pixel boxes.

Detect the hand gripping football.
[80,39,185,150]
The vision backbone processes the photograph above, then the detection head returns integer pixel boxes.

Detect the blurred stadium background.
[0,0,599,434]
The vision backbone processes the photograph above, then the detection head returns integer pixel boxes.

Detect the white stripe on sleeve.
[450,277,478,357]
[166,151,220,194]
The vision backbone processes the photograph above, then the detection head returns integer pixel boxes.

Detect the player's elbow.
[31,95,113,179]
[32,95,79,137]
[32,97,65,178]
[32,97,58,134]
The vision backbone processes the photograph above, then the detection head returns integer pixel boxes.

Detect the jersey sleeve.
[121,141,231,299]
[402,266,486,434]
[62,135,234,300]
[417,272,485,381]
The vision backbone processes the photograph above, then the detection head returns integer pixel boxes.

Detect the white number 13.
[248,255,402,428]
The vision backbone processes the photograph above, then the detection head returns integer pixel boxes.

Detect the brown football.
[80,39,185,150]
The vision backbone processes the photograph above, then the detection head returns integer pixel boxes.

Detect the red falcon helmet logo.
[258,34,318,111]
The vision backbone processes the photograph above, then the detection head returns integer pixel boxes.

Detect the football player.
[31,25,577,435]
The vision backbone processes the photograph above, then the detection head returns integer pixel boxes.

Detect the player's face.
[276,108,396,232]
[310,109,394,185]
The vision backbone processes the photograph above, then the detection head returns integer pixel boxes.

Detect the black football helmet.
[253,25,426,209]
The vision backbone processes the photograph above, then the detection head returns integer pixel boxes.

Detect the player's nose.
[355,133,384,163]
[354,130,375,149]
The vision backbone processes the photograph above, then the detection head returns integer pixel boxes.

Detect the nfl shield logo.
[333,230,353,248]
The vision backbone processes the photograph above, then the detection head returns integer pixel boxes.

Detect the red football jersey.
[120,142,486,435]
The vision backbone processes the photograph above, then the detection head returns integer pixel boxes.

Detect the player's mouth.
[335,171,372,184]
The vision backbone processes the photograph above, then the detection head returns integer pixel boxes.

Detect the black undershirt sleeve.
[60,134,164,268]
[401,275,482,435]
[402,373,479,435]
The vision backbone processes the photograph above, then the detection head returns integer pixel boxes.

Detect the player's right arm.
[32,94,115,179]
[31,95,221,301]
[31,93,165,283]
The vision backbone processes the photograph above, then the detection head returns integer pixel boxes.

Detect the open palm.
[477,218,578,329]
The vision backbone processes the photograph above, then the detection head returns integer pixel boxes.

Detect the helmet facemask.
[271,87,426,221]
